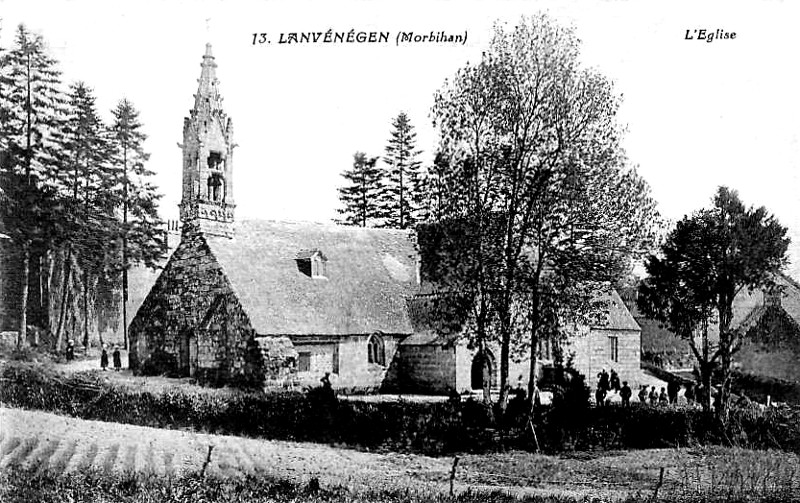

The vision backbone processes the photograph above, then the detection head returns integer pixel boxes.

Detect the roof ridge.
[236,218,416,234]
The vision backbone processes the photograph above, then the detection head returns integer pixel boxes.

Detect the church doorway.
[471,350,496,391]
[179,331,198,377]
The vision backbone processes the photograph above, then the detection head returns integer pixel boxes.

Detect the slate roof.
[598,289,641,332]
[205,220,418,336]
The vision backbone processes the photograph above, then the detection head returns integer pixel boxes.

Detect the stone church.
[128,45,644,392]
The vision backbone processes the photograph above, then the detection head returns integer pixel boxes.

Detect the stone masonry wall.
[129,225,266,385]
[567,329,642,387]
[293,335,401,391]
[392,344,457,394]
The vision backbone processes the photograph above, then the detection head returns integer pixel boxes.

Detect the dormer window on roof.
[765,286,782,308]
[295,249,328,279]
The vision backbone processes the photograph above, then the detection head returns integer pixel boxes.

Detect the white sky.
[2,0,799,278]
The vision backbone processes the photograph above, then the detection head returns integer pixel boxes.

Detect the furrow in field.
[23,438,61,472]
[100,443,120,473]
[48,438,78,475]
[0,437,38,469]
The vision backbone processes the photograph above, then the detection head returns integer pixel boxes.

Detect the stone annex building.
[128,45,645,393]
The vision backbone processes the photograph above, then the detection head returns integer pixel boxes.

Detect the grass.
[1,459,799,503]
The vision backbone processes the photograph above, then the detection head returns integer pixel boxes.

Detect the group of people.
[64,340,123,372]
[595,368,687,407]
[636,385,672,406]
[100,345,122,371]
[595,368,634,406]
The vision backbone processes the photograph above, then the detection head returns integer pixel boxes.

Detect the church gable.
[129,227,259,383]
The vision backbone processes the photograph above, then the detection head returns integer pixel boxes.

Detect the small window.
[609,336,619,363]
[298,352,311,372]
[367,334,385,366]
[332,344,340,374]
[295,249,328,279]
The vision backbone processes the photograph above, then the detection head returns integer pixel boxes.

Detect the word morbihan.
[251,30,468,46]
[684,28,737,43]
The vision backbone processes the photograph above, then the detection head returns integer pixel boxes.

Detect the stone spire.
[193,43,223,115]
[179,44,236,238]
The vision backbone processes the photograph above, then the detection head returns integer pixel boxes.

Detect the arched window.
[471,350,496,390]
[367,334,385,366]
[207,173,224,202]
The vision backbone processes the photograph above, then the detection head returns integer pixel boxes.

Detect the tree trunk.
[55,246,73,351]
[527,290,542,402]
[82,269,89,348]
[17,241,30,348]
[46,249,56,335]
[498,317,511,414]
[122,266,128,349]
[478,333,492,405]
[718,347,732,419]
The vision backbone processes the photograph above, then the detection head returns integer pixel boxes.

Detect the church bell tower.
[178,43,235,238]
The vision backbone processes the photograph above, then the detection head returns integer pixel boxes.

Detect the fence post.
[528,419,540,453]
[449,455,460,496]
[651,466,665,501]
[201,445,214,478]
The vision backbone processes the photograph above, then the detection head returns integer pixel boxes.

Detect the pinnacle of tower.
[194,43,222,114]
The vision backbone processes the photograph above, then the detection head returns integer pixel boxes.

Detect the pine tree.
[378,112,424,229]
[336,151,382,227]
[54,82,117,349]
[109,98,165,349]
[1,25,66,345]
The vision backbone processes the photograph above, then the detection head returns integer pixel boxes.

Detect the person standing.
[599,369,610,393]
[100,346,109,371]
[638,385,648,405]
[620,381,632,407]
[610,369,621,392]
[112,346,122,371]
[595,385,607,407]
[659,387,669,405]
[65,340,75,362]
[667,380,680,404]
[649,386,658,405]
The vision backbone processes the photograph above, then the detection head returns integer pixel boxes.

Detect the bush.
[3,360,800,456]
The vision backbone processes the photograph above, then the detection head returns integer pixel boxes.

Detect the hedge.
[2,361,800,455]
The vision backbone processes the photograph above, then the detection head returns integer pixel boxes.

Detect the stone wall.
[293,335,401,390]
[567,328,642,387]
[454,342,528,394]
[391,344,457,394]
[129,225,267,385]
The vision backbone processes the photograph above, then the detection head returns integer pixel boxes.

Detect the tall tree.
[54,82,116,349]
[431,15,658,410]
[336,151,382,227]
[0,25,66,345]
[109,98,165,349]
[638,187,789,415]
[378,112,424,229]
